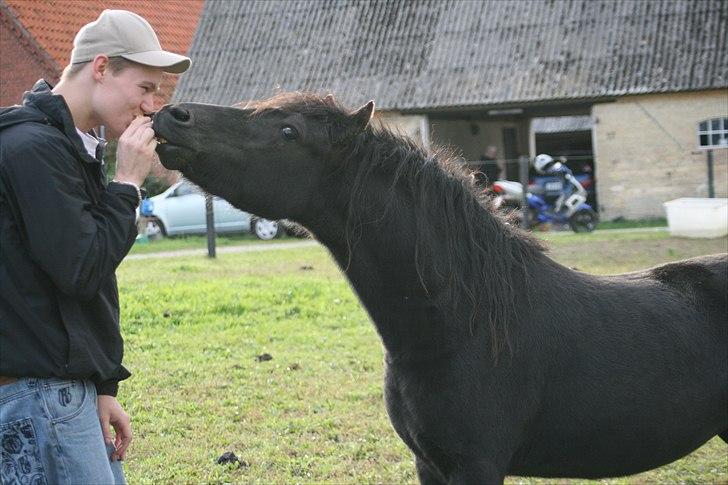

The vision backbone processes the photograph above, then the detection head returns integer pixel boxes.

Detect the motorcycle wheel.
[569,208,598,233]
[530,206,543,226]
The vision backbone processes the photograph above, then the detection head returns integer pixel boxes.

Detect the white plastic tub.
[663,198,728,238]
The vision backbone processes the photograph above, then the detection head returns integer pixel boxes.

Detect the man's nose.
[141,93,155,113]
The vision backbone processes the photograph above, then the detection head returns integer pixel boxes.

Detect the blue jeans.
[0,377,125,484]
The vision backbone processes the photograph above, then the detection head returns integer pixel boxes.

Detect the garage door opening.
[532,116,597,209]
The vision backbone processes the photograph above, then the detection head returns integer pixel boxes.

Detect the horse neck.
[307,131,544,362]
[311,207,465,361]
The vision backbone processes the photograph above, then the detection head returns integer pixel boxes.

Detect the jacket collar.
[22,80,106,165]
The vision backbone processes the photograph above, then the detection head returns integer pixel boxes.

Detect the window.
[172,182,199,197]
[697,117,728,148]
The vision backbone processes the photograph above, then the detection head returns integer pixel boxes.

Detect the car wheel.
[252,217,280,240]
[146,217,166,240]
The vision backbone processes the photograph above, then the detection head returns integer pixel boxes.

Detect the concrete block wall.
[378,113,529,166]
[593,90,728,221]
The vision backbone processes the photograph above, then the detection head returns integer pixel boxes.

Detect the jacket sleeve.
[2,135,138,300]
[94,363,132,396]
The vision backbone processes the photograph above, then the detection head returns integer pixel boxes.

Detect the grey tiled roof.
[174,0,728,110]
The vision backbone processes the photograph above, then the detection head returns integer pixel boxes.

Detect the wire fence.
[467,155,595,175]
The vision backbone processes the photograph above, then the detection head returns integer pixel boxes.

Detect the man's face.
[93,62,162,138]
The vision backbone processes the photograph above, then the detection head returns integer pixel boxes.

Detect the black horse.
[153,93,727,484]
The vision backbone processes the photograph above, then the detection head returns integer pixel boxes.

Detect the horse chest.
[383,358,497,456]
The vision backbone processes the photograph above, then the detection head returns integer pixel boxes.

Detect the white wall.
[376,112,430,148]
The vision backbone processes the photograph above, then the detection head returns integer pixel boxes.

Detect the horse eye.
[281,125,298,141]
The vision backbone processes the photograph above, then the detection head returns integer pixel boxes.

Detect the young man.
[0,10,190,483]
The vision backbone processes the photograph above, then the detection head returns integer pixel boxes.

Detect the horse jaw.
[155,143,196,171]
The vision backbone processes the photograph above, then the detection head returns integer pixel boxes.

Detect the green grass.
[129,232,302,255]
[596,218,667,230]
[117,232,727,483]
[128,218,668,256]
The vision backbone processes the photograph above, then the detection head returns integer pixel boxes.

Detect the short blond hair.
[60,56,138,81]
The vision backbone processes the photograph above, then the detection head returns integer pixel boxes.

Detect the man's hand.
[97,395,132,461]
[114,115,157,187]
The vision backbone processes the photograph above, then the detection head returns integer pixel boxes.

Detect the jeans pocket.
[40,379,88,424]
[0,417,48,484]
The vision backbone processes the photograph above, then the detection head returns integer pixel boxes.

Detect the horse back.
[504,253,728,478]
[647,253,727,318]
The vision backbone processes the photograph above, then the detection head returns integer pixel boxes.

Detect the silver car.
[141,180,282,240]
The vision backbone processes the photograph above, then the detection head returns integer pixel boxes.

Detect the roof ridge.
[0,2,60,75]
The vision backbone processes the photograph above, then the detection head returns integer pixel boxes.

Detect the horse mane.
[250,92,546,358]
[342,122,545,358]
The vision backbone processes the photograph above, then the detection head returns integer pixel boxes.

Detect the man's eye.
[281,126,298,141]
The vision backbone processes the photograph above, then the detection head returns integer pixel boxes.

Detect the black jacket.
[0,80,140,396]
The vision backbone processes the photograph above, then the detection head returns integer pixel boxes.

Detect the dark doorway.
[534,130,596,208]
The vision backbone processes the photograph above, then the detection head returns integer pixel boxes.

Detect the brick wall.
[1,12,58,106]
[593,90,728,221]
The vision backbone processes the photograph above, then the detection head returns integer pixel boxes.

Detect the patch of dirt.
[256,353,273,362]
[216,451,248,468]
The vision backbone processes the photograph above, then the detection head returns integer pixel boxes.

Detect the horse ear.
[332,100,375,146]
[350,100,375,130]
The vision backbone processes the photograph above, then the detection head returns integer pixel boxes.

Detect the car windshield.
[173,181,200,197]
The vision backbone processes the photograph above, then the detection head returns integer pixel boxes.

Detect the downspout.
[420,115,430,150]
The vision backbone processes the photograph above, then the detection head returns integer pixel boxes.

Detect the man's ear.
[91,55,110,82]
[332,100,375,146]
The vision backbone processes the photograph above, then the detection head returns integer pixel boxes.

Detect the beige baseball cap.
[70,9,191,74]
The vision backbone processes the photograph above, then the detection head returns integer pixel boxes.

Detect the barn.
[34,0,725,220]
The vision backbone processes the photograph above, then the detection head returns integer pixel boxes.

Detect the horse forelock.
[343,123,545,359]
[247,91,350,121]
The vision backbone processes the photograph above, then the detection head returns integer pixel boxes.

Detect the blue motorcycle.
[527,154,599,232]
[492,155,599,233]
[526,191,598,232]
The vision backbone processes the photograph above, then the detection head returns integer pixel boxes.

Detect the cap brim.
[121,50,190,74]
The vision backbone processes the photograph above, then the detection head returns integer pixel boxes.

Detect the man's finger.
[124,116,152,138]
[112,416,132,460]
[98,415,113,445]
[127,115,148,130]
[133,122,154,145]
[130,118,153,135]
[139,125,156,145]
[116,435,130,460]
[117,441,128,460]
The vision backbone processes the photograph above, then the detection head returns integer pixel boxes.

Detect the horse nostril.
[169,106,191,123]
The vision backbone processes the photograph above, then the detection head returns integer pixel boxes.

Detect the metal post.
[519,156,530,229]
[707,149,715,198]
[205,193,216,258]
